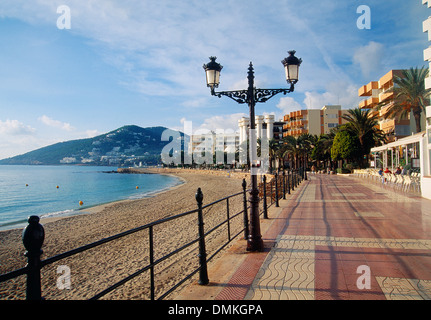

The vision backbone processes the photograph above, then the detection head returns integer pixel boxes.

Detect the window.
[327,123,338,128]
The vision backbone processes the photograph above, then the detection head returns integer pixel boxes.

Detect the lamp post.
[203,51,302,252]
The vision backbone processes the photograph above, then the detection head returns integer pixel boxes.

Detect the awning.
[371,132,426,152]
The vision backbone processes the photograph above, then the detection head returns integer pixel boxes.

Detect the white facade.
[238,114,275,144]
[422,0,431,200]
[189,130,240,165]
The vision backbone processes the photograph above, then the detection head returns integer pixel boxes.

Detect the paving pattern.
[178,174,431,300]
[246,235,431,300]
[232,175,431,300]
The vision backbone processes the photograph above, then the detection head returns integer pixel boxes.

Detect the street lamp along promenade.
[203,51,302,252]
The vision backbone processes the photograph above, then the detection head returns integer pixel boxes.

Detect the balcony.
[358,81,378,97]
[359,97,379,109]
[379,90,393,102]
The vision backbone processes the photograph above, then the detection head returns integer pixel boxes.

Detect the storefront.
[371,132,424,172]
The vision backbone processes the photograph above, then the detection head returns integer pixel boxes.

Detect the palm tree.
[268,138,279,173]
[257,137,280,173]
[342,107,386,167]
[280,136,300,169]
[280,134,314,170]
[377,67,430,133]
[297,133,316,172]
[311,133,333,169]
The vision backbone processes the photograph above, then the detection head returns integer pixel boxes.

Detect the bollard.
[263,175,268,219]
[195,188,209,285]
[282,171,286,200]
[275,173,279,207]
[242,179,249,240]
[22,216,44,300]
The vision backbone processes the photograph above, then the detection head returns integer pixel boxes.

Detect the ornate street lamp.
[282,50,302,85]
[203,56,223,94]
[203,51,302,252]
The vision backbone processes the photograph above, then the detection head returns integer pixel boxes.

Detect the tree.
[342,108,386,167]
[268,138,279,173]
[377,67,430,133]
[280,133,316,170]
[280,136,301,169]
[331,130,361,163]
[311,133,333,168]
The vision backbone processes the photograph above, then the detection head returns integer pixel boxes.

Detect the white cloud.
[276,80,361,117]
[353,41,385,78]
[196,113,247,133]
[303,81,360,110]
[38,115,75,131]
[0,119,38,159]
[0,119,35,135]
[276,97,302,115]
[181,98,210,109]
[85,129,102,138]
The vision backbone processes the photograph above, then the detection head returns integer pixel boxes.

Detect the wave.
[127,179,184,200]
[0,209,79,231]
[40,209,77,219]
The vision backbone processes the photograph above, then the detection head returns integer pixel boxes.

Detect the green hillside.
[0,125,182,166]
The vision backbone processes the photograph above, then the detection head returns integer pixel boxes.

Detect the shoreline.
[0,168,247,300]
[0,167,187,232]
[41,171,188,226]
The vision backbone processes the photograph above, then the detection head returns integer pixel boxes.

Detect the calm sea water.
[0,165,182,231]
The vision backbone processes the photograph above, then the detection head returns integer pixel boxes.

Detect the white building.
[238,114,275,145]
[188,130,240,165]
[422,0,431,200]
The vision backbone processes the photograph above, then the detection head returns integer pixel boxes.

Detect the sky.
[0,0,430,159]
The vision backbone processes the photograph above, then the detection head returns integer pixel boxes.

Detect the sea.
[0,165,183,231]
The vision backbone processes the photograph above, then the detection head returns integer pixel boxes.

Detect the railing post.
[287,170,291,194]
[282,170,286,200]
[22,216,44,300]
[275,173,279,207]
[289,170,293,191]
[149,226,155,300]
[263,175,268,219]
[270,178,274,205]
[195,188,209,285]
[226,198,231,241]
[242,179,249,240]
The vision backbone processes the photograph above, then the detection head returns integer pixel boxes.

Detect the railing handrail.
[0,170,303,300]
[41,207,200,267]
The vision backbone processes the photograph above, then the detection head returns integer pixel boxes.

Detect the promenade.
[174,173,431,300]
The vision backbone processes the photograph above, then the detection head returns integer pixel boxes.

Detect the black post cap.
[22,216,45,255]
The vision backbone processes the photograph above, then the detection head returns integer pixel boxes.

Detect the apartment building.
[189,131,239,159]
[358,69,420,142]
[422,1,431,200]
[282,105,348,138]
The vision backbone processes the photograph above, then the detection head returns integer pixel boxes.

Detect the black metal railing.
[0,170,303,300]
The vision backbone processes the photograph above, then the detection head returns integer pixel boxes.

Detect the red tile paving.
[174,174,431,300]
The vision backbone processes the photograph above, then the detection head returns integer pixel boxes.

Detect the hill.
[0,125,182,166]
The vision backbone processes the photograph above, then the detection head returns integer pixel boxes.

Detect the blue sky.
[0,0,429,159]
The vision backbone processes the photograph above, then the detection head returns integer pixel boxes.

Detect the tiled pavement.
[174,174,431,300]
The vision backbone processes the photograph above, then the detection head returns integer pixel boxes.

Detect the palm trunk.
[413,109,422,133]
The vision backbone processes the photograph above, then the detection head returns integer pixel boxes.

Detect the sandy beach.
[0,168,251,300]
